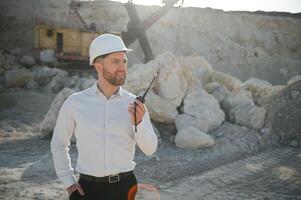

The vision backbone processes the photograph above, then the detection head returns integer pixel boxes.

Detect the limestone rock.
[204,82,228,103]
[124,60,160,95]
[210,71,242,92]
[80,76,97,91]
[26,80,39,90]
[126,51,195,107]
[204,82,221,94]
[71,76,96,92]
[40,88,75,138]
[156,51,188,107]
[221,90,253,116]
[287,75,301,86]
[178,53,213,86]
[242,77,272,89]
[260,85,286,105]
[175,114,209,133]
[175,126,214,150]
[32,66,59,86]
[229,101,266,129]
[45,69,69,93]
[3,54,18,70]
[242,77,272,104]
[70,75,80,88]
[5,69,33,88]
[140,90,178,124]
[19,55,36,67]
[183,85,225,131]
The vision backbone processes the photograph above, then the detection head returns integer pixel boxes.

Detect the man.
[51,34,158,200]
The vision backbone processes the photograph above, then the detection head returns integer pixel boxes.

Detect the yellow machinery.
[34,23,121,61]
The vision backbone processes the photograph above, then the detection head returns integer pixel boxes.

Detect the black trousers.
[69,173,138,200]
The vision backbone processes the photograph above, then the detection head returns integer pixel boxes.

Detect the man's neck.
[97,80,119,99]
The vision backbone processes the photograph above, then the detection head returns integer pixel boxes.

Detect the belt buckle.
[109,174,120,183]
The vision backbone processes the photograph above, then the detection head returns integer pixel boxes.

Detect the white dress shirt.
[50,82,158,188]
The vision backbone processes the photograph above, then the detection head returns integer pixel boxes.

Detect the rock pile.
[0,50,96,93]
[124,51,300,149]
[1,49,298,149]
[39,51,299,148]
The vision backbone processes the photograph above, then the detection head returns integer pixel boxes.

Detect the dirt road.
[0,137,300,200]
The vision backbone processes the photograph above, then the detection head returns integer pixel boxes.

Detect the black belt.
[79,171,133,183]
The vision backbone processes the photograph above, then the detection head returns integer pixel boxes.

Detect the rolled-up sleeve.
[132,108,158,156]
[50,97,77,188]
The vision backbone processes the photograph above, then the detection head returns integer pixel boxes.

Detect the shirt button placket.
[104,99,109,173]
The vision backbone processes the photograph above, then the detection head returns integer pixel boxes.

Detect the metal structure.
[69,0,183,63]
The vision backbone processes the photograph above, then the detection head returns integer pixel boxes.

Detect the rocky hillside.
[0,0,300,84]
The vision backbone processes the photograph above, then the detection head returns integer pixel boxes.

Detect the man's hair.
[93,53,110,64]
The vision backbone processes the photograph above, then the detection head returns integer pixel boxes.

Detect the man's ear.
[94,62,103,73]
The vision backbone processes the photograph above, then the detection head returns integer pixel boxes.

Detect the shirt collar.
[91,82,124,98]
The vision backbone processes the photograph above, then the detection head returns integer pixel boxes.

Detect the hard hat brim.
[90,48,133,65]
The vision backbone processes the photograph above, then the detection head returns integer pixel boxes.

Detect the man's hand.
[128,99,146,125]
[67,183,85,196]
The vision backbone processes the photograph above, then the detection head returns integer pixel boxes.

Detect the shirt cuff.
[62,174,77,189]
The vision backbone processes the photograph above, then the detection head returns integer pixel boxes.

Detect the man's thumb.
[77,185,85,196]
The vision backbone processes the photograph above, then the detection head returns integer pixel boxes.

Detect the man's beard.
[103,68,126,86]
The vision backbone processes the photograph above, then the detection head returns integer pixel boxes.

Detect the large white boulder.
[19,55,36,67]
[80,76,97,91]
[3,54,18,70]
[183,85,225,131]
[229,101,266,130]
[70,75,80,88]
[242,77,272,105]
[242,77,272,89]
[210,71,242,92]
[124,60,160,95]
[204,82,228,103]
[221,90,253,116]
[175,126,214,150]
[32,66,62,86]
[40,88,76,138]
[175,114,209,133]
[5,69,33,88]
[71,76,97,92]
[178,53,213,86]
[140,90,178,124]
[259,85,286,105]
[45,69,69,93]
[156,51,188,107]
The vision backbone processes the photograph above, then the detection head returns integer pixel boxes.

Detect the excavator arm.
[68,0,183,62]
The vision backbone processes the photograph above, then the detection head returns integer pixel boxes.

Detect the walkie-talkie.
[134,71,160,132]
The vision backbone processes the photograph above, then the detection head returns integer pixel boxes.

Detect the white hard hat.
[89,33,132,65]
